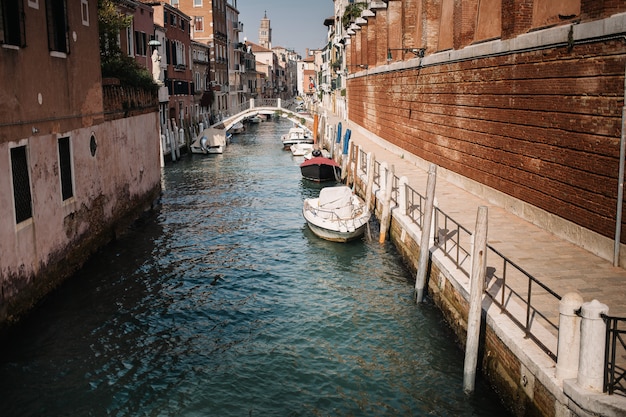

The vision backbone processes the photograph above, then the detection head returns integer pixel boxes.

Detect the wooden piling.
[313,114,319,145]
[350,144,359,189]
[378,164,394,243]
[415,164,437,302]
[365,152,375,212]
[463,206,488,393]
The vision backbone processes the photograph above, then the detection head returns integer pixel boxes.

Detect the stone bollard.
[556,292,584,380]
[577,299,609,392]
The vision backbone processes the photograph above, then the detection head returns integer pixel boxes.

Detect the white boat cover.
[200,127,226,147]
[318,186,353,218]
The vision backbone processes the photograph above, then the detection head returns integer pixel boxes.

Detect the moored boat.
[290,142,314,156]
[190,127,227,155]
[281,126,313,149]
[229,121,245,134]
[300,150,341,182]
[302,186,371,242]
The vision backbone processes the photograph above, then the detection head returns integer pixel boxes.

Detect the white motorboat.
[290,142,314,156]
[302,186,370,242]
[281,126,313,149]
[229,121,245,134]
[190,127,227,154]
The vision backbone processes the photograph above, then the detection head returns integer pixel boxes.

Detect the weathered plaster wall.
[0,113,161,326]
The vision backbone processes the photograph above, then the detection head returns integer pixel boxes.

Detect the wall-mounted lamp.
[387,48,425,62]
[346,64,368,70]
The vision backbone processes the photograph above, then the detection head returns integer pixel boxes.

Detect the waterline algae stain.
[0,119,511,416]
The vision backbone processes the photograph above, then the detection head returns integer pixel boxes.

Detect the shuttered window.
[1,0,26,47]
[46,0,69,53]
[58,137,73,201]
[11,146,33,224]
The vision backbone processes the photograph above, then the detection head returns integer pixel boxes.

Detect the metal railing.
[355,146,561,361]
[433,207,473,276]
[604,315,626,396]
[484,245,561,360]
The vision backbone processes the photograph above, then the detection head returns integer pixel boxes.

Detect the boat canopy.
[200,127,226,147]
[319,186,353,209]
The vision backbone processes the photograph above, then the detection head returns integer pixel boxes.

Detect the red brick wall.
[348,40,626,241]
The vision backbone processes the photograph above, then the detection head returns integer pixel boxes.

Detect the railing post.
[250,98,255,109]
[277,98,282,108]
[556,292,584,380]
[398,176,408,216]
[577,299,609,392]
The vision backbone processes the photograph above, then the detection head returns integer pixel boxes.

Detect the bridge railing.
[255,98,279,108]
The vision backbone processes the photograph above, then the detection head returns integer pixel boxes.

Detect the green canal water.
[0,118,511,416]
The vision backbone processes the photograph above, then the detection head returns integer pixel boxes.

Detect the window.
[134,31,146,56]
[58,137,73,201]
[126,26,133,55]
[194,0,202,6]
[10,146,33,224]
[46,0,69,54]
[194,16,203,32]
[171,0,179,6]
[81,0,89,26]
[1,0,26,47]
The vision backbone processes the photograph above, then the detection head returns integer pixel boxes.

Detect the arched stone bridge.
[211,98,313,133]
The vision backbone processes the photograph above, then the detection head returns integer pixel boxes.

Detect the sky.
[235,0,334,57]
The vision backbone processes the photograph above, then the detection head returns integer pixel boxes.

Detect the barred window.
[11,146,33,224]
[58,136,73,201]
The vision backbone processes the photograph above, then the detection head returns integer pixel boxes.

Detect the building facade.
[176,0,229,121]
[340,0,626,266]
[0,0,161,325]
[144,1,194,124]
[191,40,211,119]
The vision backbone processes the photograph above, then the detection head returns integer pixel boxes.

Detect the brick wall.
[102,81,159,121]
[348,39,626,242]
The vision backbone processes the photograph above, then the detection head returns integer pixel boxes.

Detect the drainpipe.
[614,63,626,267]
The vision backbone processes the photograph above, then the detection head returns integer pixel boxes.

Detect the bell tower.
[259,10,272,49]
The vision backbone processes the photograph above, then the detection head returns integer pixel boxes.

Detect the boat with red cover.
[299,150,341,182]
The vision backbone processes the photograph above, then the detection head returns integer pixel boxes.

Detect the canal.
[0,118,511,416]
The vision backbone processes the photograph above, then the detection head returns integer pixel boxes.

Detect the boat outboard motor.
[200,136,208,152]
[312,149,322,157]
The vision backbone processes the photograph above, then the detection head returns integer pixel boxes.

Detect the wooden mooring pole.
[415,164,437,302]
[463,206,488,394]
[365,152,375,212]
[378,164,394,243]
